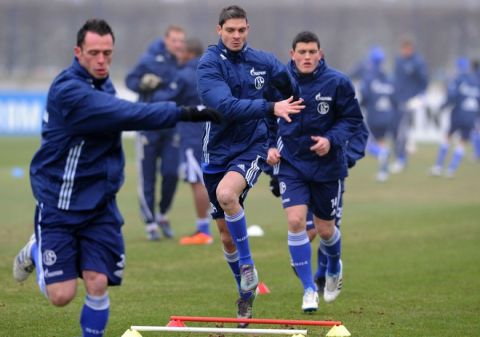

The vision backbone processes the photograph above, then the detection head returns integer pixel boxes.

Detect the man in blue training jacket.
[142,38,214,245]
[267,111,368,307]
[197,5,304,326]
[391,36,429,173]
[430,57,480,178]
[359,46,397,182]
[12,19,220,337]
[125,25,186,240]
[267,31,364,312]
[175,39,215,246]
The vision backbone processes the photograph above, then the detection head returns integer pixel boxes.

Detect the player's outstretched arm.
[179,105,222,124]
[273,96,304,122]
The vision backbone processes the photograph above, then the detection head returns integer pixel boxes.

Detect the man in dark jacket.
[359,46,397,182]
[175,39,215,246]
[430,57,480,178]
[197,5,304,325]
[267,31,363,312]
[12,19,219,337]
[125,25,186,240]
[391,37,429,173]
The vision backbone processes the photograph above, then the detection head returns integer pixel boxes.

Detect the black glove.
[180,105,222,124]
[269,175,281,197]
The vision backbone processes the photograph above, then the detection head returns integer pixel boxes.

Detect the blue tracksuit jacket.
[30,58,183,211]
[197,40,299,172]
[394,52,428,103]
[175,57,204,149]
[360,68,397,132]
[125,39,178,102]
[346,121,369,169]
[148,57,204,149]
[275,59,364,181]
[442,72,480,128]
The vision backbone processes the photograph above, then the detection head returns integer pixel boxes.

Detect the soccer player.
[147,38,214,245]
[429,57,480,178]
[196,5,304,325]
[359,47,396,182]
[125,25,186,240]
[391,36,429,173]
[267,31,364,312]
[471,59,480,161]
[12,19,220,337]
[268,121,368,295]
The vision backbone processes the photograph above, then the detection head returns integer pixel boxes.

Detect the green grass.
[1,137,479,337]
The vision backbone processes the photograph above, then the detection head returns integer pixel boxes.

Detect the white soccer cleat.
[145,222,161,241]
[324,260,343,303]
[429,166,442,177]
[301,287,319,312]
[376,171,389,182]
[389,161,405,174]
[13,234,36,282]
[240,264,259,292]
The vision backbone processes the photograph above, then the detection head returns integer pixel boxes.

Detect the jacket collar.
[217,39,248,62]
[289,58,327,81]
[71,57,109,88]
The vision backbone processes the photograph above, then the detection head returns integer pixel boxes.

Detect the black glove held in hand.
[180,105,222,124]
[269,176,281,197]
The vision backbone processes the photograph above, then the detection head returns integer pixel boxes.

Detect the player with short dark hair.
[267,31,363,312]
[12,18,220,337]
[197,5,304,325]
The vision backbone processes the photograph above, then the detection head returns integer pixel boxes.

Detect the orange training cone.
[167,319,187,327]
[256,281,271,295]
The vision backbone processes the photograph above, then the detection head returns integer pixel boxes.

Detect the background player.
[125,25,186,240]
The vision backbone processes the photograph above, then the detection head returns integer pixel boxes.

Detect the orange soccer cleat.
[179,232,213,245]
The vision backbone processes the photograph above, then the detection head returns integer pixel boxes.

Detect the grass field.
[1,136,479,337]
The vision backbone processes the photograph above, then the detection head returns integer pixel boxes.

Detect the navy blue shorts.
[203,155,264,219]
[303,182,345,231]
[448,122,474,141]
[34,199,125,286]
[277,160,343,221]
[368,124,390,140]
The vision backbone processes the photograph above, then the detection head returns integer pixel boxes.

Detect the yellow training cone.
[326,324,351,337]
[121,329,143,337]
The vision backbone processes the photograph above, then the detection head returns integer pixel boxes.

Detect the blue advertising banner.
[0,91,46,135]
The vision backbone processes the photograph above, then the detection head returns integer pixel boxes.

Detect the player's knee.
[287,214,305,232]
[48,287,76,307]
[83,271,108,296]
[216,188,237,210]
[316,221,335,240]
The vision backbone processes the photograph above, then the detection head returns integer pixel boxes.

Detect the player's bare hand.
[273,96,305,122]
[310,136,330,156]
[267,147,281,166]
